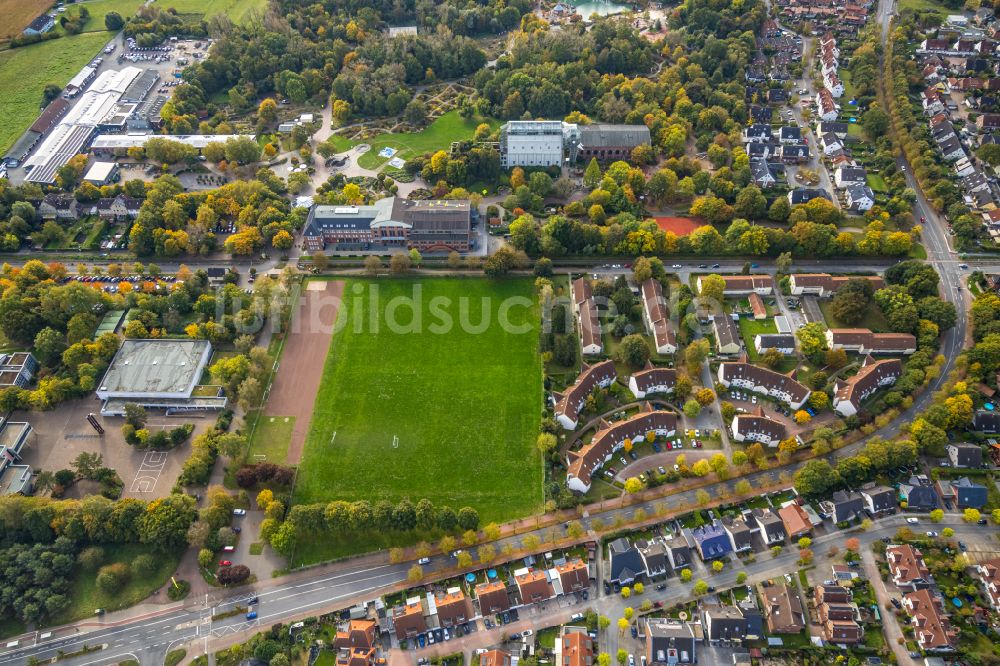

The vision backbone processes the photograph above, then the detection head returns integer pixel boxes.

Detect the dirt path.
[265,280,343,464]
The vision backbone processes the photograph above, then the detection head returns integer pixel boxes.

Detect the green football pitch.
[293,278,544,523]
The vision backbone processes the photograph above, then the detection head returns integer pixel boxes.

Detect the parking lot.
[15,397,215,499]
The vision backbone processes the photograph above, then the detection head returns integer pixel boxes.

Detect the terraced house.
[571,277,603,357]
[553,360,617,429]
[565,404,677,492]
[640,278,677,354]
[902,589,957,652]
[718,359,811,409]
[832,356,902,417]
[628,363,676,399]
[787,273,884,296]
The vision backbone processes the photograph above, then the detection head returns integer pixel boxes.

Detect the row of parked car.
[414,621,474,648]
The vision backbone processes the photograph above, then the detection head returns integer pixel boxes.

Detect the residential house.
[479,650,511,666]
[645,618,696,665]
[947,442,983,468]
[628,363,675,399]
[820,132,844,155]
[823,618,864,645]
[861,485,896,515]
[663,535,693,571]
[565,404,677,492]
[845,184,876,212]
[744,124,775,143]
[514,568,555,604]
[689,521,733,561]
[788,188,832,206]
[435,588,471,627]
[555,628,593,666]
[754,334,795,355]
[817,122,849,138]
[95,195,142,221]
[557,559,591,595]
[701,605,750,643]
[832,356,902,417]
[553,360,617,429]
[825,328,917,354]
[780,143,810,163]
[815,584,852,606]
[23,14,55,36]
[900,476,939,511]
[816,89,839,121]
[712,315,742,355]
[609,538,647,585]
[779,126,802,143]
[718,359,811,409]
[750,159,778,188]
[975,557,1000,610]
[823,490,865,524]
[902,589,957,652]
[392,598,427,639]
[722,516,752,553]
[977,113,1000,131]
[747,142,781,160]
[638,540,668,579]
[761,584,805,634]
[778,503,813,539]
[334,619,377,666]
[886,544,932,590]
[476,580,511,615]
[936,476,987,509]
[974,409,1000,433]
[640,279,677,354]
[571,277,603,356]
[831,564,859,581]
[732,408,786,447]
[834,167,868,189]
[39,194,78,220]
[750,508,787,545]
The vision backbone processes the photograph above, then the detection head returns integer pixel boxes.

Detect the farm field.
[294,278,544,525]
[0,0,52,41]
[354,111,500,170]
[0,32,110,155]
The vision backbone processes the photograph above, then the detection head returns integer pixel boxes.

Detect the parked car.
[906,517,919,524]
[219,560,232,566]
[233,508,246,516]
[418,557,430,565]
[926,531,939,538]
[246,611,258,620]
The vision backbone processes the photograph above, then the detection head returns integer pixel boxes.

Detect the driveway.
[861,549,915,666]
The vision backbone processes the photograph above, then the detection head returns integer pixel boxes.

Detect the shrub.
[96,562,130,594]
[217,564,251,585]
[235,462,295,488]
[132,554,157,578]
[78,546,105,572]
[166,579,191,601]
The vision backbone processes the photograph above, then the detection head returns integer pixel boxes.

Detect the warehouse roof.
[98,339,210,396]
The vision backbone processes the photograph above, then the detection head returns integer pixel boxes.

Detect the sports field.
[294,278,544,523]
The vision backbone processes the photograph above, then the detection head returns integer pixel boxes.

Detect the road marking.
[129,450,169,493]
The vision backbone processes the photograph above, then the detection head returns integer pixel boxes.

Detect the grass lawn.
[294,278,543,521]
[867,173,888,193]
[817,299,889,332]
[248,415,294,464]
[323,133,356,154]
[48,544,181,626]
[0,32,111,155]
[138,0,267,21]
[737,317,777,361]
[355,111,500,170]
[899,0,947,12]
[0,616,25,641]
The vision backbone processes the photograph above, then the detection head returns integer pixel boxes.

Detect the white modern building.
[500,121,573,168]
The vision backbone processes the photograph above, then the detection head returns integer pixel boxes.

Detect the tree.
[217,564,251,585]
[699,274,726,304]
[389,253,411,274]
[536,432,557,454]
[617,334,651,368]
[712,560,724,573]
[617,617,629,634]
[977,143,1000,167]
[683,399,702,418]
[963,508,981,523]
[584,159,602,188]
[692,580,709,596]
[796,322,828,358]
[599,615,611,630]
[407,564,423,583]
[794,410,811,424]
[632,257,653,283]
[929,509,944,523]
[736,571,747,585]
[684,339,710,371]
[633,582,644,595]
[794,459,838,496]
[363,255,382,275]
[105,11,124,30]
[456,551,473,568]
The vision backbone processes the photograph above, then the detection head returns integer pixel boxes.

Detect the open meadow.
[0,32,111,154]
[293,278,544,526]
[352,111,501,170]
